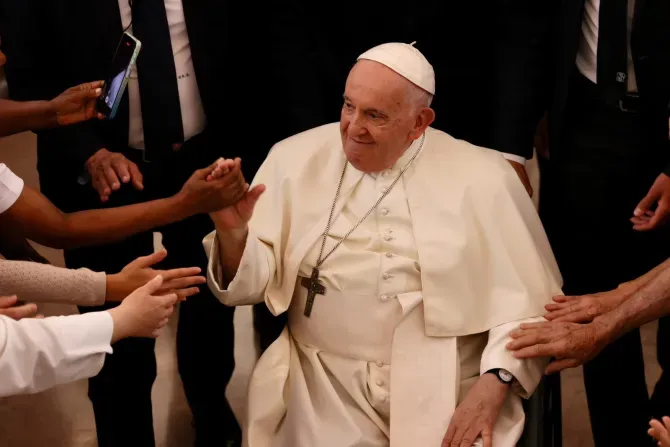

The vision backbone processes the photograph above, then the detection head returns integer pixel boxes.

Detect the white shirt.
[0,312,113,397]
[576,0,638,91]
[118,0,207,149]
[0,163,24,215]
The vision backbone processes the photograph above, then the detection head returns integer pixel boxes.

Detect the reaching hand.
[544,289,628,323]
[649,417,670,447]
[177,158,248,215]
[442,373,509,447]
[507,160,533,197]
[0,295,39,320]
[507,320,612,374]
[85,148,144,202]
[107,275,179,342]
[106,249,206,302]
[49,81,105,126]
[632,173,670,231]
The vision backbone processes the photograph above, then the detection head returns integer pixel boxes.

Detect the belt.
[574,72,642,114]
[130,129,209,163]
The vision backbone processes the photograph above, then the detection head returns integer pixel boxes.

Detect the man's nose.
[347,112,367,136]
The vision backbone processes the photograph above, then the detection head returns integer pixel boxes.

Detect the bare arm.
[604,258,670,338]
[0,98,56,137]
[0,186,191,250]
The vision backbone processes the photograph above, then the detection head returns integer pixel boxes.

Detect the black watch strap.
[485,368,515,385]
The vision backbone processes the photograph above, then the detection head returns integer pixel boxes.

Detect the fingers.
[0,302,39,320]
[127,249,168,270]
[551,295,577,303]
[159,266,201,282]
[459,427,483,447]
[103,160,121,191]
[128,161,144,190]
[646,202,669,231]
[247,184,267,203]
[92,169,112,202]
[159,275,206,292]
[0,295,18,308]
[634,188,660,217]
[663,416,670,432]
[140,275,164,295]
[649,418,670,446]
[112,158,132,184]
[481,432,493,447]
[174,287,200,300]
[442,420,458,447]
[545,358,580,374]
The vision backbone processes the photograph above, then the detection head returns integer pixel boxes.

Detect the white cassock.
[204,123,563,447]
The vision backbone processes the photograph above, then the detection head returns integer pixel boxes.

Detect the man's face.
[340,60,422,173]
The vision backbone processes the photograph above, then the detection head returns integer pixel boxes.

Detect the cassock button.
[382,171,390,177]
[381,396,389,403]
[381,208,389,216]
[376,361,384,367]
[380,186,388,193]
[383,234,392,241]
[376,379,384,386]
[382,273,390,280]
[385,252,393,258]
[380,294,389,302]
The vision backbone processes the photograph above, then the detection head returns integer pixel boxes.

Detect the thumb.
[69,87,102,103]
[140,274,164,295]
[247,184,266,204]
[128,249,167,270]
[635,188,660,217]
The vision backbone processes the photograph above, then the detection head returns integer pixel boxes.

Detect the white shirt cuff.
[501,153,527,165]
[0,164,24,214]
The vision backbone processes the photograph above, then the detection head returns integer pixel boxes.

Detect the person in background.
[0,275,180,398]
[508,257,670,372]
[492,1,670,445]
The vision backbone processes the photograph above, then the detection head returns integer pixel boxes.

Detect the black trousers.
[38,133,240,447]
[541,75,670,447]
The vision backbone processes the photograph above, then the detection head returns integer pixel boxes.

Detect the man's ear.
[411,107,435,140]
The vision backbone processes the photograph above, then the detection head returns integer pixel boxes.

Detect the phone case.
[108,33,142,119]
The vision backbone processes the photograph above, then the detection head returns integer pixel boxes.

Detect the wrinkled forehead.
[345,60,412,110]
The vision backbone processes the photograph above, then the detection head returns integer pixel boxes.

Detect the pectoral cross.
[301,267,325,317]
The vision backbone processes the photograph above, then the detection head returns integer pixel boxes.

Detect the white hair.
[406,83,434,112]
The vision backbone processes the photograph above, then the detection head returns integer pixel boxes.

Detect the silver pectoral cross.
[301,267,325,317]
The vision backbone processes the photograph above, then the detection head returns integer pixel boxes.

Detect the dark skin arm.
[0,81,103,138]
[0,159,247,250]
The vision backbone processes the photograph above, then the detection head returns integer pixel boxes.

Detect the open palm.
[210,184,266,230]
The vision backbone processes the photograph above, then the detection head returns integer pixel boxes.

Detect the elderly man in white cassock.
[203,42,562,447]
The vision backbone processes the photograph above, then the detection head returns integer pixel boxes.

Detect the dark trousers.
[540,75,670,447]
[39,133,240,447]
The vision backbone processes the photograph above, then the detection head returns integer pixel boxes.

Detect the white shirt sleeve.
[501,153,527,165]
[0,164,24,214]
[0,312,114,397]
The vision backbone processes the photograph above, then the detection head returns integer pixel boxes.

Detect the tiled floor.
[0,131,662,446]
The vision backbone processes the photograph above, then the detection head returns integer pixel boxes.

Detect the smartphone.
[97,32,141,119]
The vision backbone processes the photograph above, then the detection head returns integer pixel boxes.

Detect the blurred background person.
[491,0,670,445]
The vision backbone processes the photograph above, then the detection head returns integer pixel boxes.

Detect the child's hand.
[649,417,670,446]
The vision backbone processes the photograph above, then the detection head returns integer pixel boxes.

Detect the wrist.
[107,307,130,344]
[170,193,196,220]
[215,224,248,242]
[105,274,125,302]
[43,99,59,128]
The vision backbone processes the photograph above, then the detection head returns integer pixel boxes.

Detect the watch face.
[499,369,514,383]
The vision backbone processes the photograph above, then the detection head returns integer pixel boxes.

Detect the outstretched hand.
[632,173,670,231]
[105,249,206,302]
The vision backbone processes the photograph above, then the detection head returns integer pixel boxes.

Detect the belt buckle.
[618,98,631,112]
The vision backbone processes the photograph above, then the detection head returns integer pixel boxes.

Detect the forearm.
[603,259,670,339]
[4,187,194,250]
[0,260,106,306]
[0,98,56,137]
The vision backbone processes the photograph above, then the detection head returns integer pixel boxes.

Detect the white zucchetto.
[357,42,435,95]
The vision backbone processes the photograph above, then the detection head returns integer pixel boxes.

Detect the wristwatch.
[485,368,515,386]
